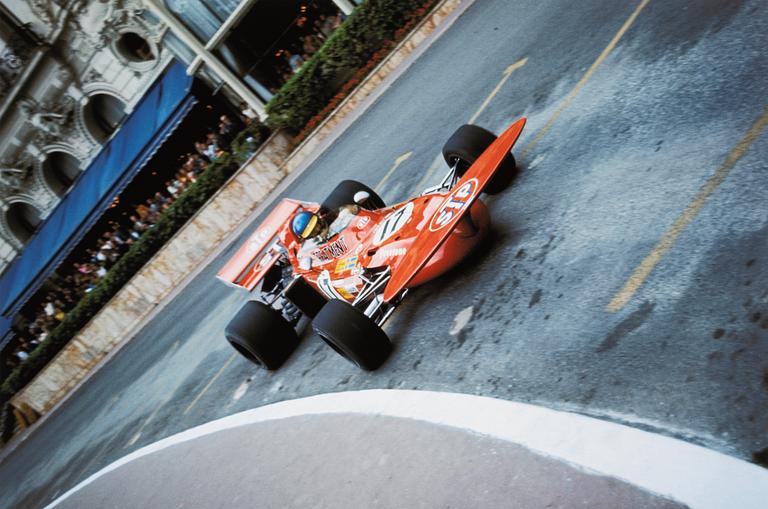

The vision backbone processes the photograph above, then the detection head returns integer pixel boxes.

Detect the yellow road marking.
[183,352,237,415]
[411,59,530,192]
[520,0,652,159]
[125,403,163,448]
[375,151,413,192]
[468,58,528,125]
[607,106,768,312]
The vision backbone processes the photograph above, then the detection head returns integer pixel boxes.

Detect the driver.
[291,210,329,242]
[292,191,371,245]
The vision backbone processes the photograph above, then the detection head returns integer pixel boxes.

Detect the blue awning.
[0,60,197,346]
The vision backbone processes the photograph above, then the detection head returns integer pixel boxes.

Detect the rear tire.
[322,180,385,210]
[312,299,392,370]
[225,301,299,370]
[442,124,516,194]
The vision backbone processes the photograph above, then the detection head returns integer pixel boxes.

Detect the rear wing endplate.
[217,199,302,291]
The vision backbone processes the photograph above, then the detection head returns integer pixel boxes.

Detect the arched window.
[115,32,156,62]
[83,94,126,143]
[6,202,42,244]
[165,0,239,42]
[43,152,81,197]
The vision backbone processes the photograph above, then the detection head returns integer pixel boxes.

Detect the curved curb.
[47,390,768,509]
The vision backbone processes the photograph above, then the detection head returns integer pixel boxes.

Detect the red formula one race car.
[217,118,526,370]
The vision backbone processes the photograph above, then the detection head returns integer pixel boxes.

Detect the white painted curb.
[47,390,768,508]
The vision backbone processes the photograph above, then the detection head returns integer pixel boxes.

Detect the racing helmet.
[292,211,326,240]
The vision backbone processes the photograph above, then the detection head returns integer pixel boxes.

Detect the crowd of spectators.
[3,114,239,372]
[278,12,344,79]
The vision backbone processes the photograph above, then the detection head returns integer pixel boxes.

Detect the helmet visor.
[299,214,319,239]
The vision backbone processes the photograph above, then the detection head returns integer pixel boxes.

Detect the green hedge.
[265,0,434,132]
[0,124,268,441]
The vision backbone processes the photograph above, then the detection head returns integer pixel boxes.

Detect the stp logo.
[429,178,478,232]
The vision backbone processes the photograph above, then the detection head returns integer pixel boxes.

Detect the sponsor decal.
[335,256,359,274]
[376,247,407,259]
[429,178,478,232]
[373,202,414,245]
[311,237,349,262]
[246,229,272,254]
[256,228,270,242]
[336,287,354,300]
[356,216,370,230]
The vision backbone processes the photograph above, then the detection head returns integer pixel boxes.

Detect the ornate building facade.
[0,0,172,274]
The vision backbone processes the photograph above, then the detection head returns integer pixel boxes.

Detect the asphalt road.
[3,0,768,506]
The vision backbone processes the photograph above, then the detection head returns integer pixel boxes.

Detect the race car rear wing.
[217,199,302,291]
[383,118,527,301]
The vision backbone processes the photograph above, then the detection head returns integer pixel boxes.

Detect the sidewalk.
[46,391,768,509]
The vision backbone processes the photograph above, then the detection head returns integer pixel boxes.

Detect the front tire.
[312,299,392,370]
[225,301,299,370]
[322,180,386,210]
[442,124,516,194]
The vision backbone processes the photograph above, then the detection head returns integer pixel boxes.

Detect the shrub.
[265,0,438,133]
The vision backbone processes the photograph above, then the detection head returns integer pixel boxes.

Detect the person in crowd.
[129,214,148,239]
[53,301,66,321]
[134,202,151,221]
[153,191,171,209]
[166,178,182,198]
[93,247,108,264]
[302,34,320,56]
[284,50,305,73]
[218,115,236,146]
[319,12,343,38]
[15,348,29,363]
[195,141,212,163]
[100,232,115,252]
[109,226,129,250]
[175,170,192,190]
[189,153,207,175]
[204,132,220,160]
[239,102,258,124]
[43,297,55,317]
[145,197,163,222]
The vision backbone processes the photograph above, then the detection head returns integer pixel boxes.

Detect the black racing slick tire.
[312,299,392,371]
[225,301,299,370]
[442,124,517,194]
[321,180,386,211]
